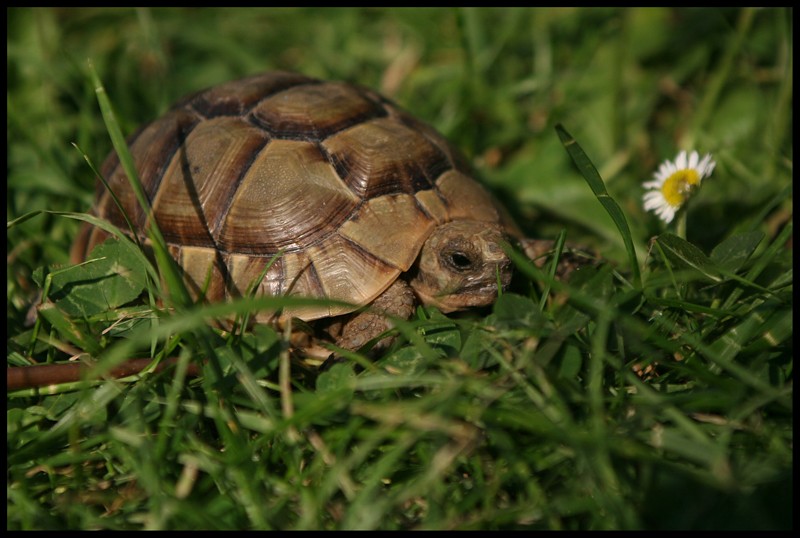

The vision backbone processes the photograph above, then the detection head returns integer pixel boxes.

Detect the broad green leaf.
[710,230,764,272]
[378,345,440,376]
[418,313,461,356]
[316,362,357,394]
[36,302,102,356]
[460,326,493,370]
[557,344,583,380]
[655,233,722,283]
[492,293,547,328]
[39,238,147,318]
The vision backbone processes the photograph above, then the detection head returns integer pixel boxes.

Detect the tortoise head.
[409,221,512,312]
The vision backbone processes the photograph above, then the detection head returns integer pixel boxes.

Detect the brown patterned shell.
[82,71,516,322]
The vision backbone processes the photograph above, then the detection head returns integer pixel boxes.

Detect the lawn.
[7,7,792,530]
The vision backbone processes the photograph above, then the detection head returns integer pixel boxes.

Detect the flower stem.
[675,210,687,240]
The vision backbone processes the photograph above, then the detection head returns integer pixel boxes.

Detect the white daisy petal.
[675,150,687,170]
[643,191,659,200]
[698,153,716,177]
[688,151,699,170]
[660,161,675,178]
[643,197,662,211]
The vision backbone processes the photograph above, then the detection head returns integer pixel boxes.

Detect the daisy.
[643,150,716,224]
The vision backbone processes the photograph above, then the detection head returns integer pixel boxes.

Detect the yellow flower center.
[661,169,700,207]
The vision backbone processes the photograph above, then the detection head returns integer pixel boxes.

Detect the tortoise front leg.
[336,278,416,352]
[519,238,597,281]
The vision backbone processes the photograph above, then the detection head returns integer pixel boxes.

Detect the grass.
[7,7,792,530]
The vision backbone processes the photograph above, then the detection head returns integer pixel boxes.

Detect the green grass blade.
[87,59,191,309]
[555,124,642,289]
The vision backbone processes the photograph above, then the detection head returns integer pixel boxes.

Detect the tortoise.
[73,71,570,353]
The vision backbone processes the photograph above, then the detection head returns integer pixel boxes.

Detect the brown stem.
[7,358,201,391]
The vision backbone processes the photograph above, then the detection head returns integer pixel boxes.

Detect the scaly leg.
[336,279,416,352]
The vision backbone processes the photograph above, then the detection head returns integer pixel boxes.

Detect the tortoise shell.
[81,71,518,322]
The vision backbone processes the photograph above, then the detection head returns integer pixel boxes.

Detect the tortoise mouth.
[412,268,510,312]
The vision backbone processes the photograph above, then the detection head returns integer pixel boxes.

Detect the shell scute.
[186,71,316,117]
[149,116,269,247]
[338,194,436,271]
[99,108,200,229]
[250,81,385,140]
[323,117,449,199]
[216,139,359,256]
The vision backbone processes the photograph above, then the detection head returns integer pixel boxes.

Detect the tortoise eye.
[444,251,475,272]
